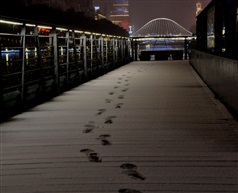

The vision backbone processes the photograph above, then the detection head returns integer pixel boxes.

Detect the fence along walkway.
[1,60,238,193]
[0,17,131,117]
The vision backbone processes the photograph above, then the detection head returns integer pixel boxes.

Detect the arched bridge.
[132,18,193,38]
[131,18,194,61]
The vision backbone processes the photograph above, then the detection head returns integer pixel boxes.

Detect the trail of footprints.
[96,109,106,115]
[120,163,146,181]
[115,103,123,109]
[83,121,96,133]
[97,134,112,146]
[105,116,117,124]
[80,149,102,162]
[80,71,145,192]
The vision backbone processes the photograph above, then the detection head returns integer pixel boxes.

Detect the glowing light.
[5,48,9,64]
[0,20,23,25]
[56,27,68,31]
[84,31,92,35]
[75,30,84,34]
[37,25,52,29]
[26,23,36,27]
[25,48,28,60]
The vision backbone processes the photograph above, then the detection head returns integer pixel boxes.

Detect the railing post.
[105,38,108,67]
[51,28,60,93]
[112,38,115,65]
[126,39,129,60]
[66,31,70,84]
[184,38,188,60]
[71,31,79,81]
[128,39,132,60]
[100,36,104,69]
[20,25,26,103]
[120,39,122,63]
[131,38,135,61]
[129,38,132,60]
[90,34,94,75]
[123,39,126,61]
[115,38,118,64]
[34,26,45,94]
[134,40,138,61]
[80,34,87,78]
[121,39,124,62]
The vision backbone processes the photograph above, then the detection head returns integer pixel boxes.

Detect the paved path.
[1,61,238,193]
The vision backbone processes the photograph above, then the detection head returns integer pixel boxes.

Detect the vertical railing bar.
[112,38,115,65]
[34,26,45,95]
[105,39,108,67]
[71,31,79,81]
[20,25,26,103]
[90,34,93,75]
[80,34,87,78]
[115,39,118,64]
[51,28,59,94]
[66,31,70,84]
[100,36,104,69]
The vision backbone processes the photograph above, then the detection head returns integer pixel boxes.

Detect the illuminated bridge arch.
[132,18,193,37]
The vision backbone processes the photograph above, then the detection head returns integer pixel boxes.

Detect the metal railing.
[0,17,132,118]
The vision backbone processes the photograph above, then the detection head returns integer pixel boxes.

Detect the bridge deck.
[1,61,238,193]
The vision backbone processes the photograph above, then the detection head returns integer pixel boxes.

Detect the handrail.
[0,16,132,119]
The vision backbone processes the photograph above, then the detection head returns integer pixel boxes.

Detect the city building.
[109,0,129,31]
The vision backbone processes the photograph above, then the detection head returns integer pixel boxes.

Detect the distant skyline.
[94,0,211,33]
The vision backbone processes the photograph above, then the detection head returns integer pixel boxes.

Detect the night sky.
[94,0,211,33]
